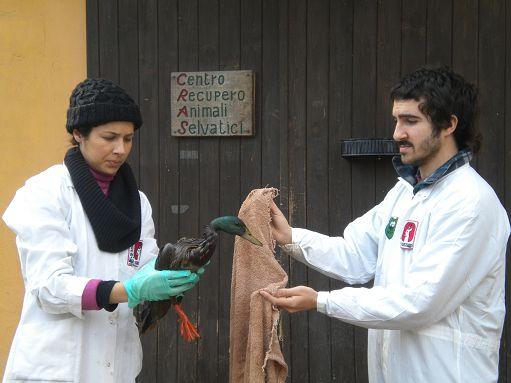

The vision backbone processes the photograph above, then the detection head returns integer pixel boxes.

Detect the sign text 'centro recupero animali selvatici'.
[171,70,254,137]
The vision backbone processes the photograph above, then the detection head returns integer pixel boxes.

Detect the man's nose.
[393,122,406,141]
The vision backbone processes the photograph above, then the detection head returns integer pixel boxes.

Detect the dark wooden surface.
[286,0,309,380]
[328,1,355,381]
[505,0,511,377]
[306,1,331,381]
[86,1,511,381]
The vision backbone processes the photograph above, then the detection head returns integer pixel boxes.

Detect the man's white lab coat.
[2,165,158,382]
[285,163,510,382]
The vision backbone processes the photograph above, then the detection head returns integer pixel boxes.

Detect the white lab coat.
[284,163,510,382]
[2,164,159,383]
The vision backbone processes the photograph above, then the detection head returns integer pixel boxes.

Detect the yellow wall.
[0,0,86,375]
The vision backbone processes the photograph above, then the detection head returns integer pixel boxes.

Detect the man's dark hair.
[390,66,482,154]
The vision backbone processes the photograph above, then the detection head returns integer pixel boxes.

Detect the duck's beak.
[241,229,263,246]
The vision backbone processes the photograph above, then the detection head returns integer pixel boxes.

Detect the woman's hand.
[122,259,200,308]
[270,200,292,245]
[259,286,318,313]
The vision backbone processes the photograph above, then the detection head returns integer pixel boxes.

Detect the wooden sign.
[171,70,254,137]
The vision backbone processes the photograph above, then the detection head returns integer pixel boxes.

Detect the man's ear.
[445,115,458,137]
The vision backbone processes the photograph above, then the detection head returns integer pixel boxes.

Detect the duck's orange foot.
[173,303,201,342]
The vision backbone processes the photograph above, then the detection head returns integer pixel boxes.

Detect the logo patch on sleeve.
[400,221,418,250]
[127,240,143,267]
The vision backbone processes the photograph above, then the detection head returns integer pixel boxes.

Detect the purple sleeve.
[82,279,102,310]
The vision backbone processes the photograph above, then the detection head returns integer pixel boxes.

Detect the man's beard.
[398,132,441,167]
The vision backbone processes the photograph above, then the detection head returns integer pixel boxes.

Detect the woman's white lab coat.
[2,164,158,382]
[285,163,510,382]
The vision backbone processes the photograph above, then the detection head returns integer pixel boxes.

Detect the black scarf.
[64,147,141,253]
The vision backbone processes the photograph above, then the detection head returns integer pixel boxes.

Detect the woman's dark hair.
[69,125,94,146]
[390,66,482,154]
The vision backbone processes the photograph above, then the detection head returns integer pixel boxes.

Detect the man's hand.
[270,200,292,245]
[259,286,318,313]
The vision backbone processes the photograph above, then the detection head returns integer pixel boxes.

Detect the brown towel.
[229,188,288,383]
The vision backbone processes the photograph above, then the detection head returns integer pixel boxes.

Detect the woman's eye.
[102,136,116,141]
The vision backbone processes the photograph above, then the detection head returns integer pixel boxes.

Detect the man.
[260,67,510,382]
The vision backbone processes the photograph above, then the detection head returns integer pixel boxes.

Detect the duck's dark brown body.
[134,226,218,335]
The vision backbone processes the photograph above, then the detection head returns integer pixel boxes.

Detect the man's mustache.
[396,140,413,148]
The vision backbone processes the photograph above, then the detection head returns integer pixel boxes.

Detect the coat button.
[106,361,111,367]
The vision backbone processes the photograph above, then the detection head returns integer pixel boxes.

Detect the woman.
[2,78,200,382]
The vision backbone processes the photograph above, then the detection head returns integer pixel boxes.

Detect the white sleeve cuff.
[291,227,309,243]
[316,291,329,314]
[278,228,310,263]
[67,277,90,319]
[279,243,307,263]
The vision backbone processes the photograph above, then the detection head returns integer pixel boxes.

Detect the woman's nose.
[113,139,126,155]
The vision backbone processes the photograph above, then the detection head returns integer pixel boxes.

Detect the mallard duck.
[134,216,262,341]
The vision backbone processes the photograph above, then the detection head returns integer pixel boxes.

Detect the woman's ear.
[72,129,82,144]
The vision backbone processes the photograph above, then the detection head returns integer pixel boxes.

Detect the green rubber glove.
[195,260,210,276]
[174,262,209,301]
[123,259,199,308]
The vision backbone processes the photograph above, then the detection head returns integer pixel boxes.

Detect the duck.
[133,215,262,341]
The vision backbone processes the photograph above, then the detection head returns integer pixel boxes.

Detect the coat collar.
[393,149,473,195]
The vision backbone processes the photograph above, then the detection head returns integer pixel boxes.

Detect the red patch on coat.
[127,240,143,267]
[400,221,418,250]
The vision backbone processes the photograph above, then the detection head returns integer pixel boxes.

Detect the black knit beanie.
[66,78,142,133]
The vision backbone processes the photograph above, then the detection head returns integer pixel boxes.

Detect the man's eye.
[103,136,116,141]
[406,119,417,124]
[124,136,133,143]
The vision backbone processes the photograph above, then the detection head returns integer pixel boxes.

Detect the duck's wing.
[156,242,178,270]
[172,228,218,270]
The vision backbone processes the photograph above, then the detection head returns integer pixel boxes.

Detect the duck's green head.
[209,216,263,246]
